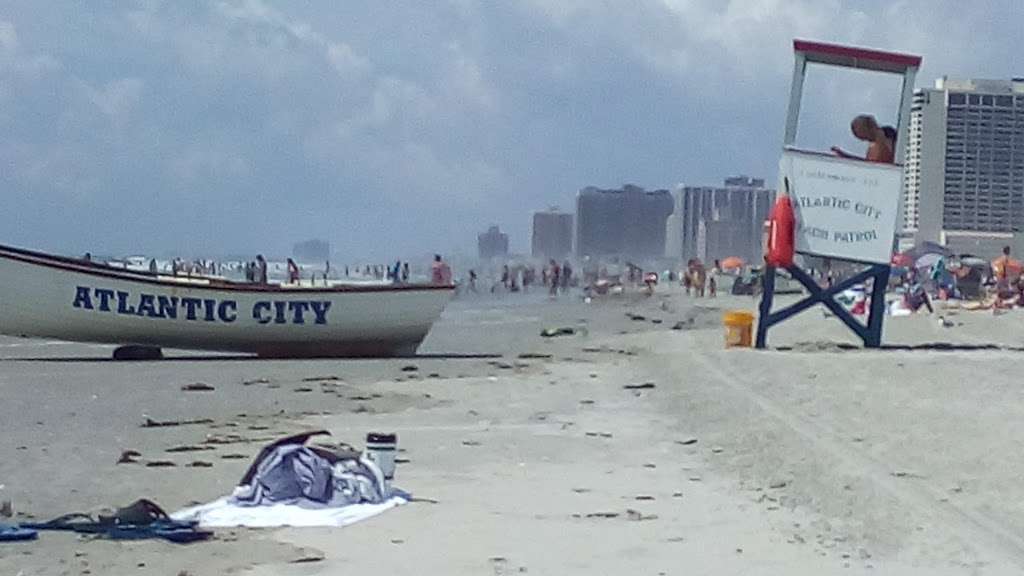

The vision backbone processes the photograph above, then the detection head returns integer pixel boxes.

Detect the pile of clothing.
[174,430,408,528]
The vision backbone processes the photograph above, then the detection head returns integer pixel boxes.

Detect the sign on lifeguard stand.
[756,40,921,349]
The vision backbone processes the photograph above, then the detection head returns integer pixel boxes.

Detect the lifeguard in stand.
[755,39,921,350]
[831,114,895,163]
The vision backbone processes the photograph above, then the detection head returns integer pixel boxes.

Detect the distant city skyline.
[904,77,1024,256]
[1,2,1021,260]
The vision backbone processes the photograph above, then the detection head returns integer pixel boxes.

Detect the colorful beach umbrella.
[720,256,744,270]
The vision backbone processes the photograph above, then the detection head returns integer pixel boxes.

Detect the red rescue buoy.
[765,178,795,268]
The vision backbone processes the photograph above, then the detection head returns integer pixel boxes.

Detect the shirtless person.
[831,115,894,163]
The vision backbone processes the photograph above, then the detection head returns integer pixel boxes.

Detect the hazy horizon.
[1,1,1019,260]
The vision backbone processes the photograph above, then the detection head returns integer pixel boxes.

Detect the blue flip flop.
[0,523,38,542]
[23,500,213,543]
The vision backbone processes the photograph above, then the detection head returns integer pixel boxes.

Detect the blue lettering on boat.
[71,286,330,326]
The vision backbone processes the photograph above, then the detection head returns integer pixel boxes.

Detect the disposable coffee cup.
[366,432,398,480]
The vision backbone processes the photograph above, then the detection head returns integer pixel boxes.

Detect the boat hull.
[0,245,453,358]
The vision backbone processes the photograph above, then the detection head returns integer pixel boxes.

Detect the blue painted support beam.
[755,266,777,349]
[755,264,891,349]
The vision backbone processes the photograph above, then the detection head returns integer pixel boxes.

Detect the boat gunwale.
[0,243,455,295]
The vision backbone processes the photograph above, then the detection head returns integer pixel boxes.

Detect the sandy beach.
[3,287,1024,575]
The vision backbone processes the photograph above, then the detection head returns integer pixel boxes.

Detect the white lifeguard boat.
[0,243,454,358]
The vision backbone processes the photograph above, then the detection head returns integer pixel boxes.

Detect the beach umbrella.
[900,241,953,266]
[720,256,744,270]
[913,253,942,270]
[959,256,989,268]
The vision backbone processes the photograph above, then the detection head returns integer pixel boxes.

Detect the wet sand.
[3,287,1024,574]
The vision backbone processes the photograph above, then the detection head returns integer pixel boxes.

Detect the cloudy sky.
[0,1,1018,260]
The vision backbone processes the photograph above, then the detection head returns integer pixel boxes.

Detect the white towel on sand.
[172,493,407,528]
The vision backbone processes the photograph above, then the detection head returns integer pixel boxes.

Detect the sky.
[0,0,1020,260]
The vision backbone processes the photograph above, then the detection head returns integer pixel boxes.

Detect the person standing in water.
[256,255,268,284]
[431,254,452,285]
[831,114,894,163]
[286,258,300,284]
[548,260,561,297]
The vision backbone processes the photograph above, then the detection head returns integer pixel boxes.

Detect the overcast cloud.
[0,0,1019,259]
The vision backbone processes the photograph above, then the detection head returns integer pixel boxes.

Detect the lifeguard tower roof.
[794,39,921,74]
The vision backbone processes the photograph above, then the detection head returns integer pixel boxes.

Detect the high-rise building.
[668,177,775,265]
[903,77,1024,255]
[477,225,509,260]
[575,185,674,260]
[531,209,573,260]
[292,239,330,263]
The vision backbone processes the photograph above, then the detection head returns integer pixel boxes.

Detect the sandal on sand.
[0,523,38,542]
[23,499,212,543]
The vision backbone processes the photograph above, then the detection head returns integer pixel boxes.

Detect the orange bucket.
[722,310,755,348]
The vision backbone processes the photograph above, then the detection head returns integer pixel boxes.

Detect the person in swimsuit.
[832,115,894,163]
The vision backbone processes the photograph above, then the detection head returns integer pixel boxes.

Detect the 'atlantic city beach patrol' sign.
[779,148,902,265]
[72,286,332,325]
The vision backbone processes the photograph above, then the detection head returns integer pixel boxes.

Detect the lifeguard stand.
[755,40,922,349]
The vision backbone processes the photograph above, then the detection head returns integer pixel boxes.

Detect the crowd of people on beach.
[90,252,450,288]
[464,260,575,296]
[891,245,1024,315]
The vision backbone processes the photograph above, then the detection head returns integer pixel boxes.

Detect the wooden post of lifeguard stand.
[755,40,921,349]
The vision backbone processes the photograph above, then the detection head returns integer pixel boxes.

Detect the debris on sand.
[541,327,575,337]
[117,450,142,464]
[221,453,248,460]
[293,387,314,393]
[401,365,419,372]
[165,445,215,453]
[518,352,553,360]
[242,378,270,386]
[187,461,214,468]
[141,417,214,428]
[145,460,176,468]
[302,375,341,382]
[582,511,619,519]
[626,509,658,521]
[181,382,215,392]
[672,319,695,330]
[623,382,656,390]
[289,549,326,563]
[651,319,663,324]
[769,480,789,489]
[461,440,481,447]
[626,313,647,321]
[202,433,251,445]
